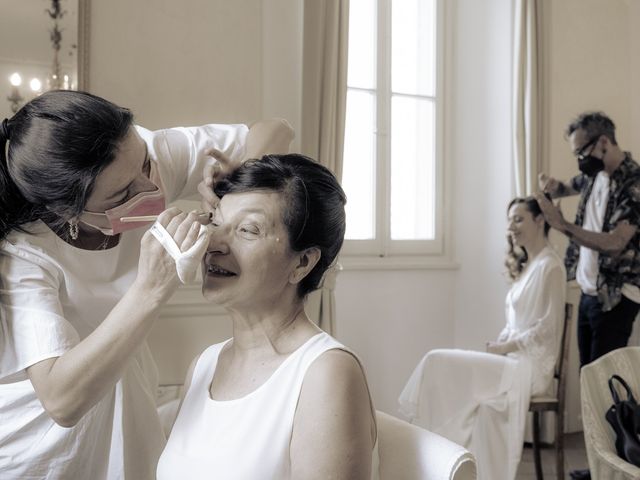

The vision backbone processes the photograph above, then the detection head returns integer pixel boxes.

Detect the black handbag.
[604,374,640,467]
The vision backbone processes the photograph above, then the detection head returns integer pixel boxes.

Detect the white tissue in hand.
[149,222,211,284]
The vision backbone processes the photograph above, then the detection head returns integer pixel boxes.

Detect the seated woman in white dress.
[156,154,378,480]
[398,196,566,480]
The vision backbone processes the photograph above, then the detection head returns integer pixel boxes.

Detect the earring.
[68,219,79,240]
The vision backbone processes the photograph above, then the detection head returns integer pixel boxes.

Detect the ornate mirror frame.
[77,0,90,91]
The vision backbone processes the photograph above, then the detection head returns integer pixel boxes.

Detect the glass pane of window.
[391,0,436,96]
[347,0,376,90]
[343,89,376,240]
[390,96,435,240]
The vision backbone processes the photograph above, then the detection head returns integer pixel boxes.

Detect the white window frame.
[341,0,449,265]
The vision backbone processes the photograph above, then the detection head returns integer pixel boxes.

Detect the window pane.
[343,89,376,240]
[391,0,436,96]
[390,96,435,240]
[347,0,376,89]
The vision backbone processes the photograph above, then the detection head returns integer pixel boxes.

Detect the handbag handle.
[608,374,636,404]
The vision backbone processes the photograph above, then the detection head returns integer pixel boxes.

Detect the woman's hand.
[534,192,569,233]
[135,208,203,301]
[27,208,205,427]
[486,340,518,356]
[196,118,295,213]
[197,148,236,212]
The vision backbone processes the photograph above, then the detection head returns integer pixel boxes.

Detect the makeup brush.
[120,212,212,223]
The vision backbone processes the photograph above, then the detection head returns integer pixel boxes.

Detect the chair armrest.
[377,411,476,480]
[589,447,640,480]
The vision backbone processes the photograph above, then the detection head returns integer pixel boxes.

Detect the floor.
[516,432,589,480]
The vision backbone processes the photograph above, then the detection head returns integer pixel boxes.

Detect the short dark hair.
[214,154,347,297]
[0,90,134,240]
[565,111,617,145]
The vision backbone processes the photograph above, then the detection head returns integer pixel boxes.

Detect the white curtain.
[512,0,542,197]
[301,0,349,335]
[301,0,349,180]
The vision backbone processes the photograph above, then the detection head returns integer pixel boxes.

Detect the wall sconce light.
[7,73,45,114]
[7,73,24,114]
[30,78,43,93]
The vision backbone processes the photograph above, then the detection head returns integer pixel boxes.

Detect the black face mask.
[578,155,605,177]
[576,136,605,177]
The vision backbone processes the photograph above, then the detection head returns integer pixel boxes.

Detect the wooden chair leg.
[556,411,564,480]
[532,411,544,480]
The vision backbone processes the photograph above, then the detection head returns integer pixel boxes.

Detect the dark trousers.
[577,293,639,367]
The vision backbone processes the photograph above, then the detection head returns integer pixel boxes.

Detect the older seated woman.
[156,154,378,480]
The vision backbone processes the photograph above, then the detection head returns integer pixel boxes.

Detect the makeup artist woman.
[0,90,292,479]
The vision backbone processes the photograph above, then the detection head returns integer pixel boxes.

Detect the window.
[341,0,443,258]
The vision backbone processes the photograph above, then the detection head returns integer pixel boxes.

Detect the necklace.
[68,230,118,250]
[95,236,111,250]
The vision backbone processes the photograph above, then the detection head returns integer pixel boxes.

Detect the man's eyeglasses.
[574,137,599,161]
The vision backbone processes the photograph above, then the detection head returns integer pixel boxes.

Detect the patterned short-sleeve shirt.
[565,155,640,311]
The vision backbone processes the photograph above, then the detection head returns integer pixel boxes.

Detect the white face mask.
[79,160,165,236]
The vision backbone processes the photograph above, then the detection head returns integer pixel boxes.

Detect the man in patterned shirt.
[535,112,640,369]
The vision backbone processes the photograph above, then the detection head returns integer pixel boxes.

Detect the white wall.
[261,0,303,150]
[336,269,458,415]
[90,0,263,128]
[544,0,636,181]
[449,0,513,349]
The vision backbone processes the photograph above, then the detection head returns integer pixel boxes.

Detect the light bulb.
[9,72,22,87]
[30,78,42,92]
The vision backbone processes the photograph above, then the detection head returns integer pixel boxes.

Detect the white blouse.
[498,245,567,395]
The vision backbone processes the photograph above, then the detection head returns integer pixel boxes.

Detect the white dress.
[398,246,566,480]
[0,124,247,479]
[157,332,380,480]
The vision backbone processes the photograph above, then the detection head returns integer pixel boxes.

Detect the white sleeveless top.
[156,332,379,480]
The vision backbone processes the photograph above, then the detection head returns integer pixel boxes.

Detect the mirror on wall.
[0,0,89,119]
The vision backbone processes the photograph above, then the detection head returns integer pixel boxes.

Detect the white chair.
[377,410,476,480]
[580,346,640,480]
[158,402,475,478]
